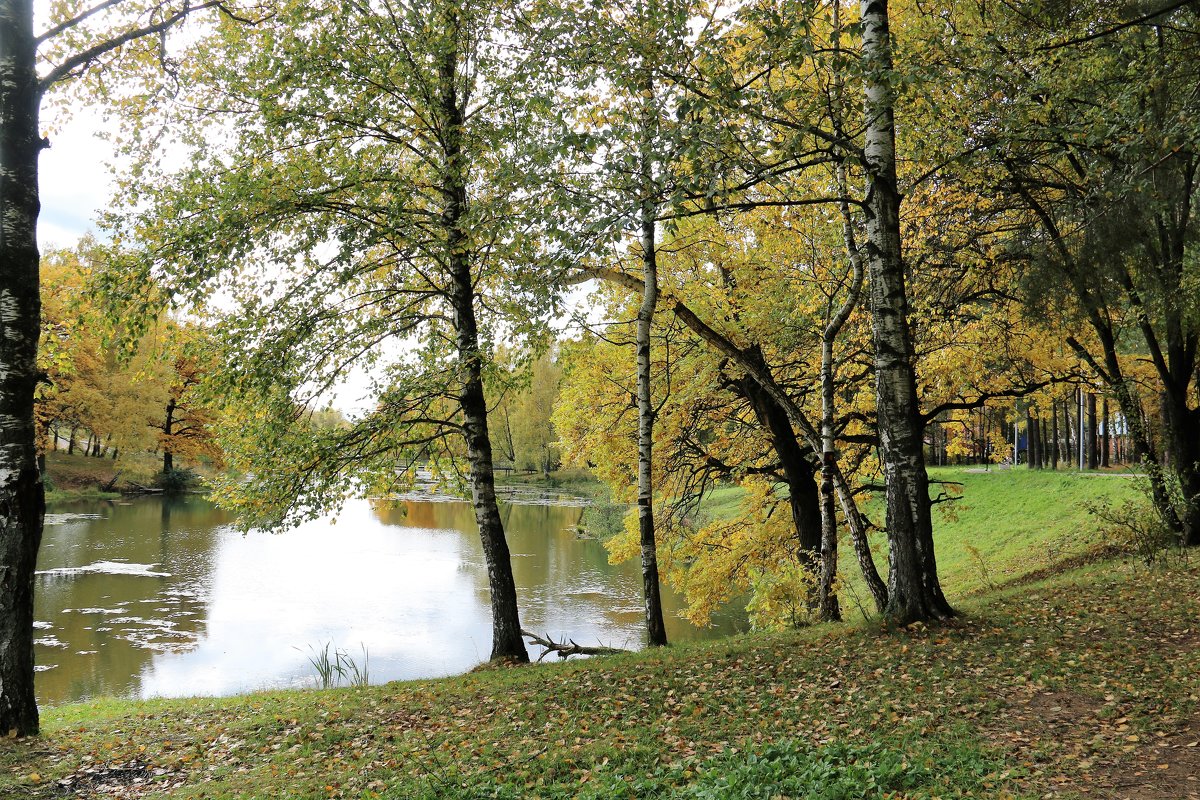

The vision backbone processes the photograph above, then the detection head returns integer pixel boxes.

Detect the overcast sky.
[38,104,115,247]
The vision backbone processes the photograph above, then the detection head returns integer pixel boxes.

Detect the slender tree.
[860,0,953,621]
[103,0,582,663]
[1,0,249,737]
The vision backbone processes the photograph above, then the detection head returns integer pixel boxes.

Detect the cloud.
[38,106,117,247]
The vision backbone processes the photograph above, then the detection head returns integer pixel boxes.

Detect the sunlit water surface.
[35,494,743,705]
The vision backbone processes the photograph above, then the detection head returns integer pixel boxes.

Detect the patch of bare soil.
[52,761,184,798]
[984,689,1107,793]
[1085,715,1200,800]
[988,688,1200,800]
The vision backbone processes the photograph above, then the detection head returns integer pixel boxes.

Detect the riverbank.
[3,556,1197,799]
[43,451,185,502]
[13,466,1192,798]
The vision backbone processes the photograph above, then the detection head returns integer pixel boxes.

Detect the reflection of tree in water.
[36,495,745,704]
[369,497,744,646]
[34,496,232,705]
[370,498,479,532]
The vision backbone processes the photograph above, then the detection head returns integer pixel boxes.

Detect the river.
[34,492,743,706]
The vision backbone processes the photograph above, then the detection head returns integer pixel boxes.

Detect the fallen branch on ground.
[100,471,122,492]
[520,630,629,661]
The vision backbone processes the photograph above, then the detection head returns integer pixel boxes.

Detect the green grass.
[43,451,218,502]
[691,465,1147,602]
[921,466,1143,596]
[494,467,610,500]
[44,450,160,501]
[696,484,746,522]
[3,559,1195,799]
[3,464,1193,799]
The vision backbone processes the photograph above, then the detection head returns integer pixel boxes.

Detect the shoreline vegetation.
[18,465,1196,798]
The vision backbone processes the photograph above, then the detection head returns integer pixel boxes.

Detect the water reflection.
[36,497,231,704]
[35,494,742,706]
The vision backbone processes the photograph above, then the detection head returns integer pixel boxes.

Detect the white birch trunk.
[0,0,46,736]
[860,0,953,623]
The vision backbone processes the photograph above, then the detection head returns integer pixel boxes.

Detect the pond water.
[35,493,743,706]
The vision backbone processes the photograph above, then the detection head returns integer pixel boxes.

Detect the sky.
[39,106,118,248]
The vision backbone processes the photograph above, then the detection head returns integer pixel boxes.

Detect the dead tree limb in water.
[520,630,628,662]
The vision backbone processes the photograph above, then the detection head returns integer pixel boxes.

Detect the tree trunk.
[860,0,952,623]
[735,378,829,616]
[737,378,822,559]
[1160,385,1200,546]
[1080,388,1089,470]
[1025,408,1035,469]
[1086,392,1098,469]
[1101,397,1110,468]
[162,397,176,474]
[439,23,527,662]
[0,0,45,736]
[1062,398,1073,467]
[1050,403,1059,469]
[1038,414,1046,468]
[634,74,668,647]
[814,154,866,623]
[1035,412,1044,468]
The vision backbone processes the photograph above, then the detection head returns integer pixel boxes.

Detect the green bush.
[155,467,200,494]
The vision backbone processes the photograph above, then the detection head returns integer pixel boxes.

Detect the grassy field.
[44,451,167,502]
[908,466,1143,596]
[3,465,1195,799]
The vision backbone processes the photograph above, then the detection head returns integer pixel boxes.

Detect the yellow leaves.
[604,511,640,565]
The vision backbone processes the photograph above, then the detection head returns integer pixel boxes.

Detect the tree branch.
[520,630,627,662]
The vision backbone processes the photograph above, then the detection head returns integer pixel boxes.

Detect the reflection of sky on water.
[138,503,492,697]
[37,495,744,706]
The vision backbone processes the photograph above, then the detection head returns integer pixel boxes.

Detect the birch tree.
[532,0,717,646]
[1,0,251,737]
[858,0,954,621]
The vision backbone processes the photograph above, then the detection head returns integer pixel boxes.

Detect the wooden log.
[520,630,628,662]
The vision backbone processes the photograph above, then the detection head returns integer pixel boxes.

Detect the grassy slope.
[913,467,1141,596]
[44,451,164,502]
[3,468,1195,800]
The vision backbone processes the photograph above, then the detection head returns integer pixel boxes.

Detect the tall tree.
[859,0,953,621]
[0,0,247,736]
[0,0,45,736]
[532,0,715,645]
[105,0,580,663]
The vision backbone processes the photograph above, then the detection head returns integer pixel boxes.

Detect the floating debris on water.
[35,636,68,648]
[37,560,172,578]
[44,513,104,526]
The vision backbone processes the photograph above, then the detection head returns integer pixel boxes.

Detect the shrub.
[155,467,200,494]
